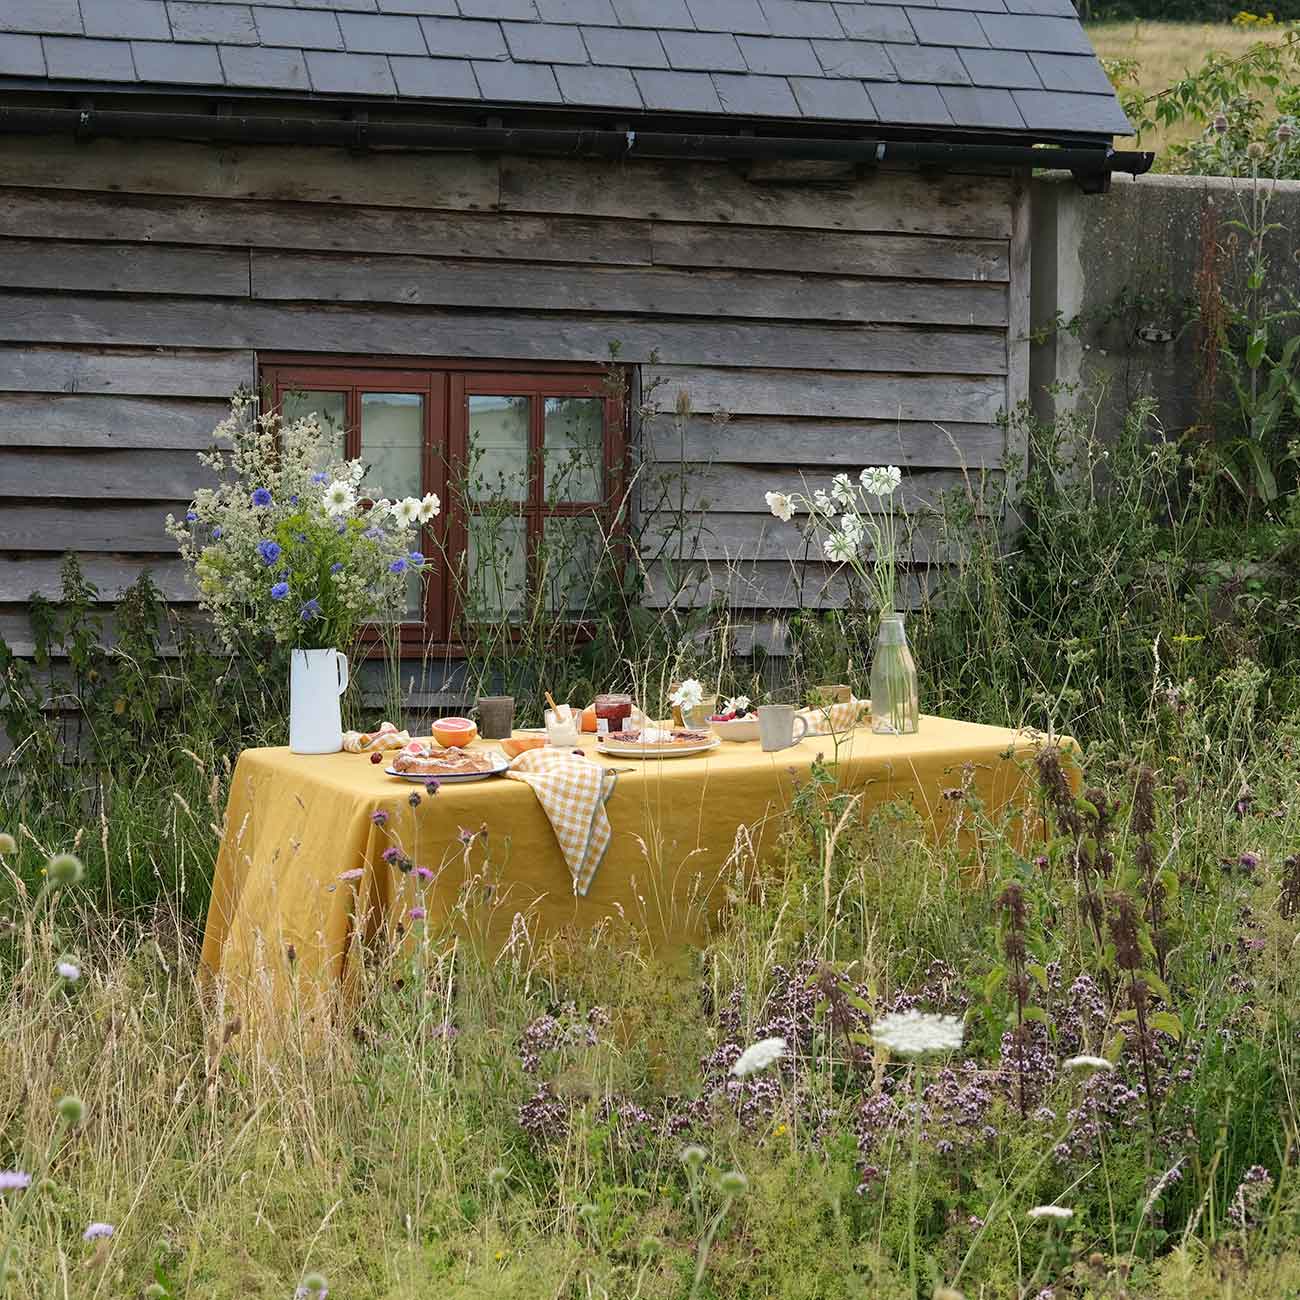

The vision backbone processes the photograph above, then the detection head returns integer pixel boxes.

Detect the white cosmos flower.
[870,1009,965,1059]
[765,491,795,522]
[731,1036,787,1077]
[830,472,856,506]
[860,465,903,497]
[1027,1205,1074,1221]
[392,497,422,528]
[823,531,856,563]
[1063,1054,1114,1074]
[323,480,357,516]
[670,678,704,709]
[418,492,441,523]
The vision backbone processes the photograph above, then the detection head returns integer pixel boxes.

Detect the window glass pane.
[466,513,527,622]
[468,395,529,503]
[362,392,424,620]
[544,397,604,504]
[281,389,347,463]
[540,515,605,615]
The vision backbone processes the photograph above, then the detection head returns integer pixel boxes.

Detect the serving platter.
[385,752,509,783]
[596,736,721,760]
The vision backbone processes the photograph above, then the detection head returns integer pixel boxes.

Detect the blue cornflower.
[296,533,308,543]
[290,494,299,505]
[389,557,408,575]
[185,510,197,522]
[299,599,322,622]
[212,526,222,539]
[408,552,425,566]
[258,540,282,566]
[330,562,344,574]
[363,527,384,541]
[270,582,290,602]
[311,472,328,484]
[251,487,272,508]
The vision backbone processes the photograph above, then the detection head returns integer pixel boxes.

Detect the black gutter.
[0,105,1155,176]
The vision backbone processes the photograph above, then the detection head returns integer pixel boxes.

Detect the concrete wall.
[1030,171,1300,437]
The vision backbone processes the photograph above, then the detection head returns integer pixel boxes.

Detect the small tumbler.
[477,695,515,739]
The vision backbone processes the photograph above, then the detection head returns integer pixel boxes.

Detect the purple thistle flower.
[408,790,421,808]
[83,1223,114,1241]
[257,540,281,566]
[270,582,289,602]
[423,776,441,793]
[413,865,433,881]
[381,846,401,865]
[409,906,427,922]
[251,487,272,507]
[0,1171,31,1191]
[370,810,389,826]
[1240,851,1260,870]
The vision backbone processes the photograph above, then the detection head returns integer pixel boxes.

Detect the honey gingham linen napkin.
[342,721,411,753]
[797,698,871,736]
[504,747,618,896]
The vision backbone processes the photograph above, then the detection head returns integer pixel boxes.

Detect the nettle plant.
[167,396,439,652]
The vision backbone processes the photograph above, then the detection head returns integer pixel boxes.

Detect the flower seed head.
[679,1144,708,1170]
[487,1165,509,1189]
[46,853,85,887]
[1027,1204,1073,1221]
[301,1272,328,1297]
[0,832,16,855]
[56,1095,86,1125]
[717,1170,749,1196]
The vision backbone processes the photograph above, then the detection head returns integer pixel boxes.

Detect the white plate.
[385,752,509,783]
[596,736,721,760]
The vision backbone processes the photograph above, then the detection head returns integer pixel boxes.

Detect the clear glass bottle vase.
[869,613,919,735]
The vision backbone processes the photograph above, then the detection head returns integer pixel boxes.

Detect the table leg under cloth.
[200,718,1074,1031]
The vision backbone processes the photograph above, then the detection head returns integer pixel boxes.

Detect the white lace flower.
[859,465,903,497]
[839,512,864,544]
[1027,1205,1074,1221]
[812,488,835,515]
[731,1036,787,1077]
[418,492,441,523]
[370,498,392,518]
[823,531,856,563]
[392,497,422,528]
[830,472,856,506]
[347,459,365,485]
[1063,1055,1114,1074]
[765,491,795,522]
[670,678,704,709]
[323,480,357,517]
[870,1009,965,1058]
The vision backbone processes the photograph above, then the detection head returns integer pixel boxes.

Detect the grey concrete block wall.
[1029,172,1300,439]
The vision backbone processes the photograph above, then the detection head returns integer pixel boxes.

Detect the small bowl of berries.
[708,696,760,742]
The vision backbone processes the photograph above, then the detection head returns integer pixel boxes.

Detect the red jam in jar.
[594,692,633,736]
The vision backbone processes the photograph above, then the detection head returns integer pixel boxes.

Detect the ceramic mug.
[758,704,808,752]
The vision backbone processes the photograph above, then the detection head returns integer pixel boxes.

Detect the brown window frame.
[260,354,628,658]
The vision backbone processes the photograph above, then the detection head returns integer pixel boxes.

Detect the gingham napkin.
[343,721,411,753]
[505,747,618,896]
[797,698,871,736]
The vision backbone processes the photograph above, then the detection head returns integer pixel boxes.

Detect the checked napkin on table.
[342,721,411,753]
[797,698,871,736]
[504,747,618,897]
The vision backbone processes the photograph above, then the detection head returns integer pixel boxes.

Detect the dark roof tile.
[305,46,397,90]
[906,7,986,46]
[1013,86,1131,131]
[43,35,137,79]
[555,60,641,104]
[633,67,721,111]
[789,73,875,117]
[1004,0,1075,13]
[420,15,507,58]
[758,0,844,38]
[378,0,457,12]
[502,20,588,62]
[869,79,951,123]
[580,23,666,65]
[1031,50,1114,93]
[886,42,968,84]
[939,83,1023,127]
[959,46,1038,86]
[687,0,768,34]
[166,2,258,44]
[85,1,171,40]
[338,11,426,51]
[220,41,311,84]
[833,4,913,42]
[459,0,541,17]
[389,53,480,94]
[736,34,819,75]
[0,0,81,35]
[0,32,45,74]
[612,0,692,27]
[133,38,225,79]
[661,30,746,72]
[712,70,799,114]
[536,0,616,20]
[253,6,344,47]
[812,38,893,80]
[977,12,1092,53]
[472,55,562,100]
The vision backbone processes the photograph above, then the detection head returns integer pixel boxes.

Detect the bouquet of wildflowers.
[765,466,904,612]
[166,396,438,652]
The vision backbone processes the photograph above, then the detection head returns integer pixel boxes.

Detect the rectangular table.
[201,717,1069,1032]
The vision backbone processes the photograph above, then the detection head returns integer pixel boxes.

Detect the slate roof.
[0,0,1132,140]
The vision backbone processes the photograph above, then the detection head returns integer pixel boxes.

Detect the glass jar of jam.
[594,692,633,736]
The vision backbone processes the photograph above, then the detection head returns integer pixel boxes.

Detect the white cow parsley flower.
[418,492,441,523]
[323,480,357,517]
[860,465,903,497]
[731,1036,787,1077]
[1063,1055,1114,1074]
[1027,1205,1074,1221]
[670,678,704,709]
[870,1009,965,1059]
[765,491,795,522]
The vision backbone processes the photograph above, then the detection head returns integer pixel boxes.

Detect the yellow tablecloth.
[201,717,1072,1031]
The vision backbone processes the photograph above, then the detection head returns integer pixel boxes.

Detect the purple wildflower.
[413,865,433,881]
[83,1223,114,1241]
[270,582,289,602]
[311,472,328,484]
[371,810,389,826]
[212,525,222,539]
[251,487,272,507]
[299,599,321,622]
[389,557,408,575]
[0,1171,31,1191]
[409,551,425,566]
[257,540,281,566]
[330,562,344,574]
[185,510,197,522]
[381,846,401,865]
[409,906,427,922]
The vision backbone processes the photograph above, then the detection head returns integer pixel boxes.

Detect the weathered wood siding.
[0,135,1026,652]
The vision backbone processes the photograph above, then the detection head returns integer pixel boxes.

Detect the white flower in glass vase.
[670,678,704,710]
[418,492,441,523]
[323,480,357,517]
[765,491,795,522]
[393,497,422,528]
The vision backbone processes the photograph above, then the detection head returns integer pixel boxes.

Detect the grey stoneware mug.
[758,704,809,752]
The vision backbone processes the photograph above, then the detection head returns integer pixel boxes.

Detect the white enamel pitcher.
[289,648,349,754]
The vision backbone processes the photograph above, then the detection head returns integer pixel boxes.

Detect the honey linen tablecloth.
[201,717,1071,1029]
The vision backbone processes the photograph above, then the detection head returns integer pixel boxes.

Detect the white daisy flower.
[323,480,356,517]
[393,497,422,528]
[870,1009,965,1059]
[765,491,795,522]
[731,1036,787,1077]
[1027,1205,1074,1221]
[418,492,441,523]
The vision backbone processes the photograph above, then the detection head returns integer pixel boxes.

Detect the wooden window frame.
[260,355,627,658]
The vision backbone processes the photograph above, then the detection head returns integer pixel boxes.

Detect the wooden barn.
[0,0,1142,680]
